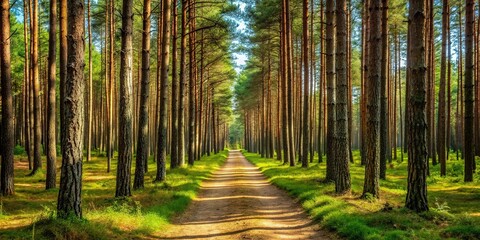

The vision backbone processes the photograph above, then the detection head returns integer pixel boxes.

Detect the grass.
[244,149,480,240]
[0,150,228,239]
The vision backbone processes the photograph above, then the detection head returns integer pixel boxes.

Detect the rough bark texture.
[286,0,295,166]
[178,0,187,167]
[281,0,290,165]
[464,0,475,182]
[363,0,381,198]
[1,0,15,196]
[325,0,336,181]
[188,0,196,166]
[46,0,57,189]
[134,0,152,190]
[438,0,449,176]
[301,0,310,168]
[57,0,85,218]
[170,0,179,169]
[335,0,351,194]
[86,0,93,163]
[405,0,429,212]
[156,0,172,182]
[379,0,388,180]
[59,0,67,162]
[31,0,42,175]
[116,0,134,197]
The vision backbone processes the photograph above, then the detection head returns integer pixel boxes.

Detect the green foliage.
[13,145,27,156]
[244,150,480,240]
[0,151,228,239]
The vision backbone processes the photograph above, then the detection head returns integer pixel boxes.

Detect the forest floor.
[244,150,480,240]
[0,149,229,239]
[156,150,334,239]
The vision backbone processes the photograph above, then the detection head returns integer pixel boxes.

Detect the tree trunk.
[30,0,42,175]
[116,0,134,197]
[178,0,187,167]
[280,0,290,165]
[0,0,15,196]
[326,0,336,181]
[464,0,475,182]
[86,0,93,163]
[46,0,57,189]
[438,0,449,176]
[335,0,351,194]
[363,0,381,198]
[134,0,152,190]
[57,0,85,218]
[170,0,179,168]
[379,0,388,180]
[188,0,196,166]
[405,0,428,212]
[156,0,172,182]
[301,0,310,168]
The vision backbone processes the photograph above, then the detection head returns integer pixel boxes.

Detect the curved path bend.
[159,150,332,240]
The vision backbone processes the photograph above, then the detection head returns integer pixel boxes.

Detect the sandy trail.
[158,150,332,239]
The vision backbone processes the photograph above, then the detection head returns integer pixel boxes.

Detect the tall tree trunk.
[107,0,115,173]
[301,0,310,168]
[1,0,15,196]
[335,0,351,194]
[363,0,381,198]
[170,0,179,168]
[156,0,172,182]
[86,0,93,163]
[325,0,335,181]
[379,0,388,180]
[57,0,85,218]
[281,0,290,165]
[464,0,475,182]
[116,0,134,197]
[23,0,32,170]
[178,0,187,167]
[405,0,428,212]
[188,0,196,166]
[30,0,42,175]
[286,0,295,166]
[46,0,57,189]
[438,0,449,176]
[134,0,152,189]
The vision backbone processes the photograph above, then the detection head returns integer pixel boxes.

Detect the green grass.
[244,149,480,240]
[0,150,228,239]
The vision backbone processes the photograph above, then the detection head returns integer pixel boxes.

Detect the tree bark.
[46,0,57,189]
[134,0,152,190]
[405,0,429,212]
[335,0,351,194]
[363,0,381,198]
[170,0,179,168]
[325,0,336,181]
[380,0,388,180]
[156,0,172,182]
[178,0,187,167]
[86,0,93,163]
[438,0,449,176]
[1,0,15,196]
[30,0,42,175]
[464,0,475,182]
[116,0,134,197]
[301,0,310,168]
[57,0,85,218]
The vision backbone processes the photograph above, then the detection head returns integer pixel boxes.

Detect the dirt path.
[158,150,332,239]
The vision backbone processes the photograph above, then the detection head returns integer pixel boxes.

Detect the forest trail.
[157,150,332,239]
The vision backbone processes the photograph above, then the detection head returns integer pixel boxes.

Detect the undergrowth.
[244,150,480,240]
[0,150,228,239]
